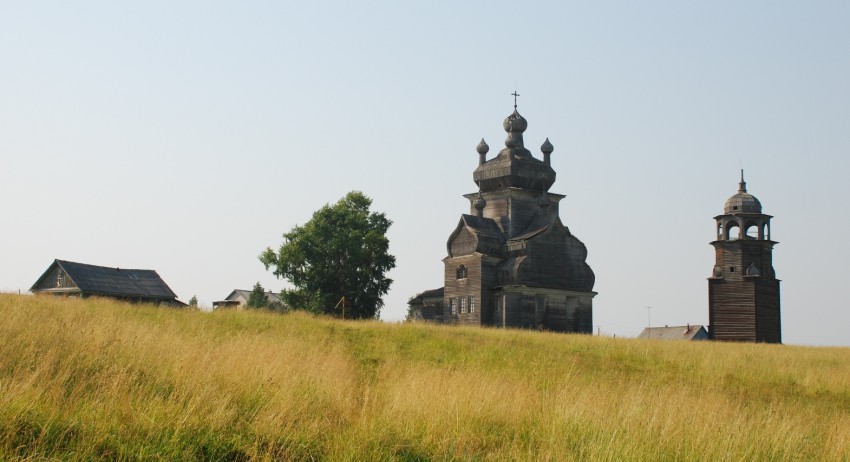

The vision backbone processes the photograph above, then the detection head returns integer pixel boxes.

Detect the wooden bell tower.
[708,171,781,343]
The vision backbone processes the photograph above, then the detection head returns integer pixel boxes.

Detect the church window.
[469,296,475,313]
[459,297,466,314]
[730,266,736,272]
[449,298,456,315]
[456,265,468,279]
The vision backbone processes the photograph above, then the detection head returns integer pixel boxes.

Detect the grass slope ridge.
[1,294,848,461]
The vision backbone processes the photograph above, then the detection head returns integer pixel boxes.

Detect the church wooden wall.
[710,238,780,343]
[479,259,499,325]
[481,196,511,235]
[755,279,781,343]
[443,255,483,326]
[479,189,555,239]
[500,291,593,333]
[450,229,477,257]
[714,241,776,278]
[709,279,757,341]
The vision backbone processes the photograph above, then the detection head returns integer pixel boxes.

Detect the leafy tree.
[188,295,198,307]
[246,282,269,309]
[259,191,396,319]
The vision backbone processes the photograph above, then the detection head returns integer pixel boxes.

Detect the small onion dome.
[541,138,553,155]
[474,196,487,211]
[503,109,528,133]
[476,138,489,155]
[724,171,762,214]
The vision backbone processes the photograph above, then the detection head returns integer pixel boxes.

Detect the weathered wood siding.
[33,265,78,291]
[710,239,780,343]
[450,229,477,257]
[499,290,593,333]
[709,279,757,341]
[714,240,776,279]
[443,255,483,326]
[755,279,781,343]
[477,189,560,239]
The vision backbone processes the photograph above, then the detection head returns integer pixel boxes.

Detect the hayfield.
[1,294,848,461]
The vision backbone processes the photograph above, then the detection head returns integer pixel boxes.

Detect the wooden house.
[407,287,444,321]
[410,103,596,332]
[707,171,781,343]
[31,259,182,305]
[637,325,709,341]
[212,289,282,309]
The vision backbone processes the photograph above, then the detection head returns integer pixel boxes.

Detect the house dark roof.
[219,289,282,304]
[409,287,444,304]
[31,259,178,300]
[417,287,444,299]
[637,325,709,341]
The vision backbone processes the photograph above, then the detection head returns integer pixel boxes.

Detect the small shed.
[31,259,182,305]
[637,325,709,341]
[212,289,282,309]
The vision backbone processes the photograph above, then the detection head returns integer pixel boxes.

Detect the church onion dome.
[503,109,528,134]
[724,170,762,214]
[473,107,556,193]
[473,195,486,211]
[476,138,489,155]
[540,138,553,155]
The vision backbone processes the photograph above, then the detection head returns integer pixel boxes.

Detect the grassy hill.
[1,294,848,461]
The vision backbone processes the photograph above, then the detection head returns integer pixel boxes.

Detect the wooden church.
[409,101,596,332]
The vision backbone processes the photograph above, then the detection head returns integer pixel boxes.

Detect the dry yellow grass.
[1,293,848,461]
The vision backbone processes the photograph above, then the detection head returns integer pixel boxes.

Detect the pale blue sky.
[2,2,848,345]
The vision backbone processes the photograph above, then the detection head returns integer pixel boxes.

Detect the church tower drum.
[708,171,781,343]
